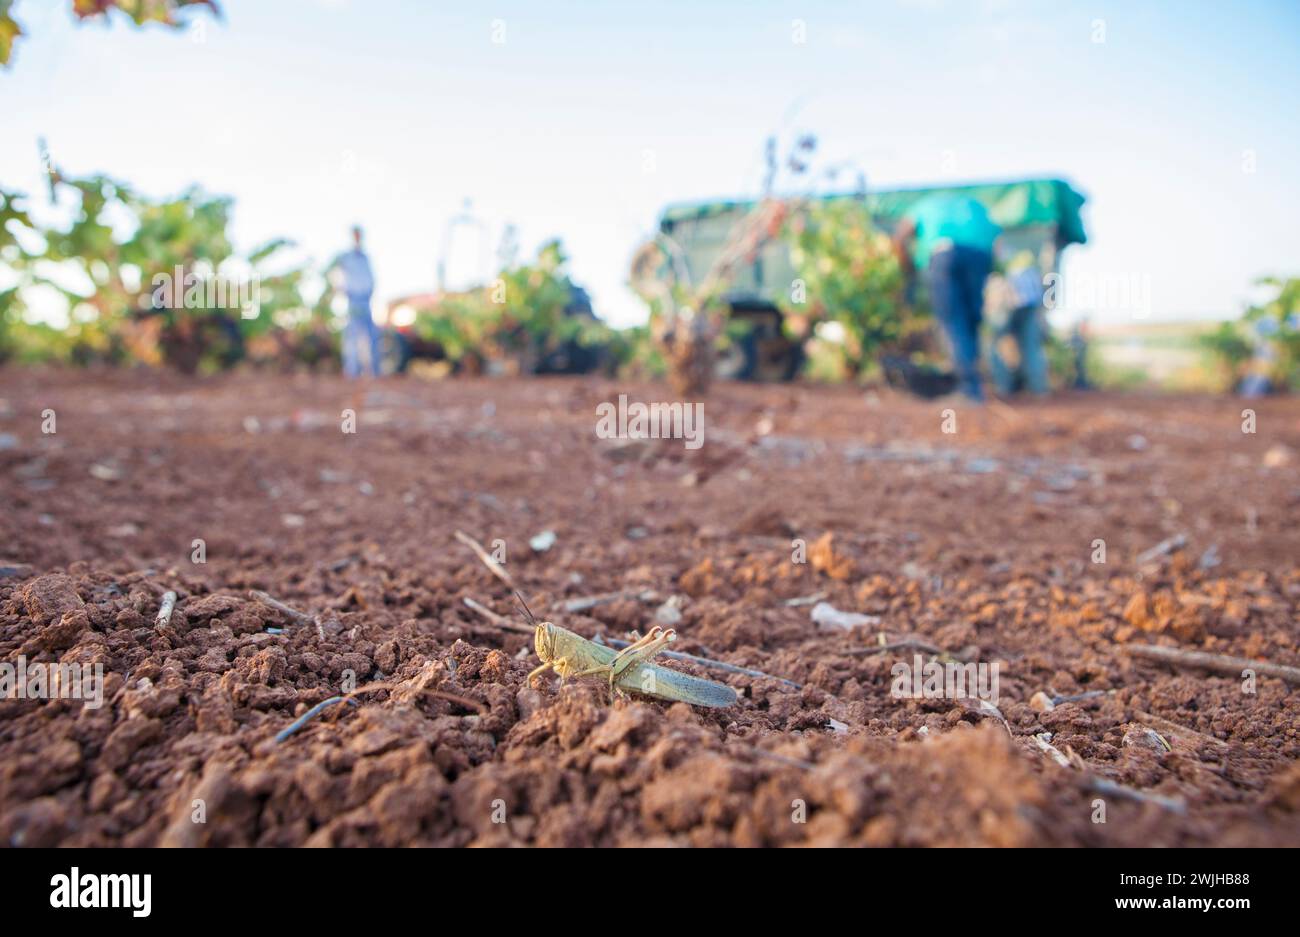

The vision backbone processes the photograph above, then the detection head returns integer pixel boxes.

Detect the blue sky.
[2,0,1298,327]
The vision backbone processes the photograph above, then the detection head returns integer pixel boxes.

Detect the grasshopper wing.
[624,661,739,708]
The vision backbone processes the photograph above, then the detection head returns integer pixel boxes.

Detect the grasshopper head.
[534,621,557,664]
[515,592,554,663]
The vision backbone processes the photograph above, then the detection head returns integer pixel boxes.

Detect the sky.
[2,0,1298,328]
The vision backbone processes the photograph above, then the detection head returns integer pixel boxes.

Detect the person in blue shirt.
[330,226,380,378]
[894,196,1001,401]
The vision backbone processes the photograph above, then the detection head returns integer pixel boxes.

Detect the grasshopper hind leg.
[608,627,677,693]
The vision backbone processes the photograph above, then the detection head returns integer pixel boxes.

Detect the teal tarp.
[661,177,1087,246]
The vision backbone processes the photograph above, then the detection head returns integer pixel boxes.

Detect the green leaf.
[0,0,24,66]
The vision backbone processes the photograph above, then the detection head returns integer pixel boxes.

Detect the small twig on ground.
[249,589,313,624]
[276,673,488,744]
[1135,533,1188,565]
[462,596,533,634]
[1127,643,1300,685]
[561,589,658,613]
[417,687,488,713]
[850,637,943,657]
[967,697,1014,738]
[344,680,395,698]
[155,591,177,628]
[1134,710,1230,748]
[349,676,488,714]
[454,530,517,590]
[274,696,358,743]
[783,592,826,608]
[1051,689,1110,705]
[1086,777,1186,814]
[601,635,801,688]
[1031,733,1074,768]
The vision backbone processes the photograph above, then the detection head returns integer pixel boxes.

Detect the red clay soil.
[1,368,1298,846]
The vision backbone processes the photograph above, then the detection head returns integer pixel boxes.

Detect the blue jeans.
[926,245,991,401]
[343,300,380,378]
[990,304,1050,396]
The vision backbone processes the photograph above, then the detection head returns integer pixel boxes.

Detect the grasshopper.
[519,597,737,708]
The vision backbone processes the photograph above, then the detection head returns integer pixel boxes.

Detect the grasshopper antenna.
[515,590,537,626]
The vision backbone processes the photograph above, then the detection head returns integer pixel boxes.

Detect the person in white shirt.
[331,226,380,378]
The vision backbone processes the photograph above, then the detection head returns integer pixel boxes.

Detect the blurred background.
[1,0,1297,392]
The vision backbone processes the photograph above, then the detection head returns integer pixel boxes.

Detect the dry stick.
[561,589,658,614]
[417,686,489,713]
[1135,533,1188,565]
[1051,689,1109,705]
[462,596,534,635]
[1087,776,1186,814]
[1025,730,1187,811]
[249,589,313,625]
[1127,643,1300,685]
[344,679,399,698]
[454,530,517,590]
[1026,739,1186,812]
[348,678,489,715]
[277,675,487,744]
[1030,733,1073,768]
[1134,710,1230,748]
[600,635,802,689]
[850,638,943,657]
[967,697,1014,738]
[1027,738,1185,811]
[319,556,356,574]
[155,591,177,628]
[274,696,358,743]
